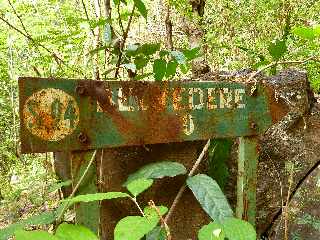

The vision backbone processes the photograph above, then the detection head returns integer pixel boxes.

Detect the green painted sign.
[19,77,285,153]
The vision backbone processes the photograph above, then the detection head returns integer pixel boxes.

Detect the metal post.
[236,136,259,226]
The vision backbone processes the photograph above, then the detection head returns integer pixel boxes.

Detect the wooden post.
[71,151,100,235]
[236,136,259,226]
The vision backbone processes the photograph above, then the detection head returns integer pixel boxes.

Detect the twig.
[131,197,145,217]
[284,163,294,240]
[148,200,171,240]
[164,139,211,223]
[165,1,173,50]
[56,150,97,222]
[7,0,28,34]
[114,3,136,78]
[81,0,95,36]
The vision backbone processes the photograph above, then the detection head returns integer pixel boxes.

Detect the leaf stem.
[56,150,97,222]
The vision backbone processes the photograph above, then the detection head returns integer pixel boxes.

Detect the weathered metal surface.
[19,77,287,153]
[236,136,259,226]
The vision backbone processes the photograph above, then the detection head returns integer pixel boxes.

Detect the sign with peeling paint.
[19,77,287,153]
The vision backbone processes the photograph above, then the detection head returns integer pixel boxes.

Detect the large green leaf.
[138,43,161,56]
[0,211,57,240]
[186,174,233,222]
[198,222,225,240]
[15,230,59,240]
[62,192,129,204]
[124,161,187,186]
[56,223,98,240]
[292,26,315,40]
[134,0,148,19]
[153,59,167,81]
[268,39,287,61]
[165,60,178,78]
[127,178,154,197]
[114,216,156,240]
[222,218,256,240]
[183,47,201,60]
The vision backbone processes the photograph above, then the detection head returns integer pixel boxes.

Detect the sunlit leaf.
[198,222,225,240]
[15,230,59,240]
[56,223,98,240]
[124,161,187,186]
[134,0,148,19]
[166,60,178,78]
[153,59,167,81]
[222,218,256,240]
[292,26,315,40]
[61,192,130,204]
[126,178,153,197]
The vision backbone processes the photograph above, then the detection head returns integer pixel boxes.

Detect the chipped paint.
[23,88,79,141]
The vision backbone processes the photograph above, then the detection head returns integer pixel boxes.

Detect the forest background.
[0,0,320,238]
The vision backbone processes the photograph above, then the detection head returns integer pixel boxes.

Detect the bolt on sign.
[19,77,286,153]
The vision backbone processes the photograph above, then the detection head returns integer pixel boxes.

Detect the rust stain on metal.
[23,88,79,141]
[264,83,289,123]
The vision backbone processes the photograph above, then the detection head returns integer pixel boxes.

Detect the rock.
[269,165,320,239]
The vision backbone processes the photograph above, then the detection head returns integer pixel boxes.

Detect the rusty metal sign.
[19,77,286,153]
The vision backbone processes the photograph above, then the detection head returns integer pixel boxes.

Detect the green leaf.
[170,51,186,64]
[153,59,167,81]
[268,39,287,61]
[134,0,148,19]
[222,218,256,240]
[124,161,187,186]
[186,174,233,222]
[198,222,225,240]
[62,192,129,204]
[165,60,178,78]
[138,43,161,56]
[48,180,72,193]
[146,226,167,240]
[292,26,315,40]
[127,178,153,197]
[159,50,169,58]
[114,216,157,240]
[183,47,201,60]
[180,64,189,74]
[134,55,149,69]
[0,211,57,240]
[15,230,59,240]
[56,223,98,240]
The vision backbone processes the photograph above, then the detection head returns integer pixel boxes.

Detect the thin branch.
[148,200,171,240]
[81,0,95,36]
[114,3,136,78]
[56,150,97,222]
[131,197,145,216]
[164,139,211,223]
[7,0,28,34]
[117,3,125,35]
[165,1,173,50]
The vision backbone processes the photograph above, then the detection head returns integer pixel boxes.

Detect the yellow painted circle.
[23,88,80,141]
